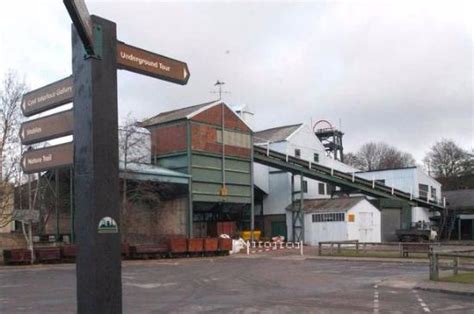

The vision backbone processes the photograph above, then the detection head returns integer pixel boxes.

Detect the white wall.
[357,167,442,224]
[304,215,348,246]
[259,123,360,219]
[254,163,269,194]
[303,199,381,246]
[347,200,381,243]
[357,168,417,196]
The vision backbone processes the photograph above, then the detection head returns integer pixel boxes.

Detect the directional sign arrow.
[20,110,74,145]
[117,42,190,85]
[21,76,73,117]
[21,142,73,174]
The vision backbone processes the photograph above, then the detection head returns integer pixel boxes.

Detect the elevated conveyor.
[253,145,444,211]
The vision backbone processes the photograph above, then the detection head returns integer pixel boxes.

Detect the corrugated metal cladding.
[145,102,253,204]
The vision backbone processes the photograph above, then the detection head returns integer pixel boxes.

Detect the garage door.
[381,208,401,242]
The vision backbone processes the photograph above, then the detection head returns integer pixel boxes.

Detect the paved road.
[0,254,473,313]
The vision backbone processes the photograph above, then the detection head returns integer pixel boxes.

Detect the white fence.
[245,241,304,256]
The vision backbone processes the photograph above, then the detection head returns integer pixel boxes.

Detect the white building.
[356,167,442,224]
[253,123,358,240]
[238,106,443,244]
[302,197,381,246]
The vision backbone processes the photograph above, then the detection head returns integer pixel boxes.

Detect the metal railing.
[318,240,440,257]
[253,145,445,210]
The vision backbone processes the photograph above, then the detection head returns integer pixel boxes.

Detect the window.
[302,180,308,193]
[375,179,385,185]
[419,184,429,200]
[295,149,301,158]
[318,183,325,195]
[327,184,334,195]
[313,153,319,163]
[312,212,345,223]
[430,187,437,201]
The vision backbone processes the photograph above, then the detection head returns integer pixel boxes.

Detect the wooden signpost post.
[61,0,191,313]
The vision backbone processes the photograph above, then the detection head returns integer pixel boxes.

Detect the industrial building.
[443,189,474,240]
[299,197,381,246]
[2,100,447,254]
[141,100,254,238]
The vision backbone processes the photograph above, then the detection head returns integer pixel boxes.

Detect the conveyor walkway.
[253,145,444,210]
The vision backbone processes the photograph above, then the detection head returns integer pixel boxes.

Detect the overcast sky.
[0,0,472,162]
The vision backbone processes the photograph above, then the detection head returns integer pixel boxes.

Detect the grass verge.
[440,272,474,285]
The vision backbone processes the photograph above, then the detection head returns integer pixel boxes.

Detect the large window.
[419,184,429,200]
[318,182,325,195]
[312,212,345,223]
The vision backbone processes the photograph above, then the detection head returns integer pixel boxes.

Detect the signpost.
[20,110,73,145]
[63,0,94,55]
[21,76,73,117]
[56,0,192,312]
[12,210,40,223]
[21,142,73,174]
[117,42,190,85]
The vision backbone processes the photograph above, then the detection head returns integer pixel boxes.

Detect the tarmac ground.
[1,252,474,313]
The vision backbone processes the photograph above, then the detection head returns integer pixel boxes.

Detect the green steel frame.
[253,145,445,211]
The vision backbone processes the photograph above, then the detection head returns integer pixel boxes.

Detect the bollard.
[453,257,459,275]
[300,241,304,256]
[318,243,322,256]
[429,253,439,281]
[337,243,341,254]
[246,241,250,255]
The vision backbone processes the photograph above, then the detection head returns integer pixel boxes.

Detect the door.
[359,212,374,242]
[381,208,401,242]
[271,221,287,239]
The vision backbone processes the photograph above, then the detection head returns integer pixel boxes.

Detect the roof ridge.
[255,123,303,133]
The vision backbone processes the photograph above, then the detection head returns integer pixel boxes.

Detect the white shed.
[302,197,381,246]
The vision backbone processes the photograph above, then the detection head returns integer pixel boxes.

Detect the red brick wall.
[192,104,250,132]
[150,123,187,155]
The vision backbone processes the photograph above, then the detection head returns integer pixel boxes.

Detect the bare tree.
[424,139,472,178]
[351,142,416,171]
[119,114,151,204]
[0,71,27,229]
[118,114,152,237]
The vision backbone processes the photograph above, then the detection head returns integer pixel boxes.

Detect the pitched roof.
[140,100,220,127]
[287,196,368,213]
[443,189,474,210]
[253,124,302,143]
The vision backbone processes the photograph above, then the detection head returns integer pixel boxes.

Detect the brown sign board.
[21,142,73,174]
[12,210,40,223]
[117,42,190,85]
[20,110,74,145]
[21,76,73,117]
[63,0,94,55]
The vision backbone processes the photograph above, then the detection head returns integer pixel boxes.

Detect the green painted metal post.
[250,134,255,238]
[186,121,193,238]
[291,174,295,241]
[70,167,74,244]
[55,169,60,240]
[299,173,304,242]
